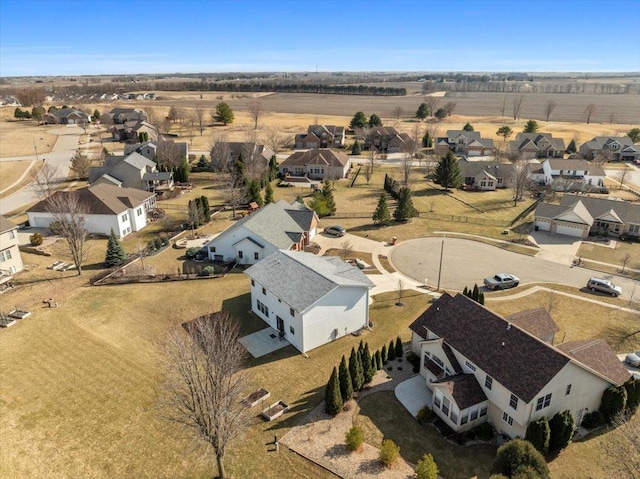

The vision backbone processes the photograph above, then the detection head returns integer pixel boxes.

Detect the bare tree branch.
[248,99,263,130]
[159,312,251,479]
[31,163,61,199]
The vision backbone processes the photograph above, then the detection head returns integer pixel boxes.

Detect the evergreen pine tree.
[372,193,391,225]
[338,355,353,402]
[268,155,278,181]
[322,179,336,215]
[478,291,485,305]
[358,339,364,356]
[264,182,274,204]
[395,336,404,358]
[381,344,388,364]
[349,347,364,391]
[433,151,462,190]
[472,284,480,302]
[325,367,343,415]
[200,196,210,222]
[463,122,474,131]
[248,180,264,207]
[388,340,397,361]
[362,343,374,384]
[422,131,432,148]
[463,286,468,297]
[566,139,577,154]
[375,350,382,370]
[105,228,126,267]
[393,187,416,222]
[351,140,361,155]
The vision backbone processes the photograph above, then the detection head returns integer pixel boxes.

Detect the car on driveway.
[324,225,346,237]
[484,273,520,290]
[626,351,640,368]
[586,277,622,297]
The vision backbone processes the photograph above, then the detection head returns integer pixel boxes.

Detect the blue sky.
[1,0,638,76]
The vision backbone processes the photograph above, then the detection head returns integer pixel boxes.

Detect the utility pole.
[436,233,446,291]
[33,138,40,162]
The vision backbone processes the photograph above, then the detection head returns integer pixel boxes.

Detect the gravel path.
[281,360,417,479]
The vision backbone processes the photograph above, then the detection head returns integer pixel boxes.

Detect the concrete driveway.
[390,237,639,300]
[527,230,583,265]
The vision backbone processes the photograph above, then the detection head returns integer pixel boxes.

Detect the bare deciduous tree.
[396,278,406,306]
[512,94,525,121]
[194,107,206,135]
[424,96,440,118]
[608,112,616,124]
[544,100,557,122]
[340,240,353,261]
[392,106,403,121]
[45,191,90,275]
[500,95,507,117]
[31,163,61,199]
[263,128,286,154]
[15,87,45,107]
[363,164,372,185]
[70,151,91,180]
[584,103,596,124]
[354,125,370,143]
[224,172,247,217]
[160,312,250,479]
[210,132,231,173]
[367,149,378,174]
[443,101,457,116]
[242,131,266,182]
[401,153,413,187]
[157,140,182,170]
[603,412,640,479]
[248,99,263,130]
[621,253,632,273]
[616,167,631,190]
[511,159,531,206]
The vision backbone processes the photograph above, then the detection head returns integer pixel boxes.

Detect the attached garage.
[468,149,482,157]
[535,218,551,231]
[554,222,587,238]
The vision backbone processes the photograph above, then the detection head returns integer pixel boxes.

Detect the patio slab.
[239,327,291,358]
[395,374,432,417]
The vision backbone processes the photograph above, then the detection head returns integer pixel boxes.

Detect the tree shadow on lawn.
[356,391,496,479]
[263,385,326,432]
[413,188,448,198]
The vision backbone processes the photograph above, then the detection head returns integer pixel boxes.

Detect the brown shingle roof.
[556,339,631,386]
[0,215,18,234]
[432,374,487,410]
[409,293,570,402]
[27,184,154,216]
[280,148,350,168]
[506,308,559,342]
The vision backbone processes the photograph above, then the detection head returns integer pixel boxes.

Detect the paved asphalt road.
[0,126,81,215]
[390,237,639,300]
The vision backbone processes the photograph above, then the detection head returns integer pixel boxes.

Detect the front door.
[276,316,285,339]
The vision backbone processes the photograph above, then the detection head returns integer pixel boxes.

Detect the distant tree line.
[422,80,639,94]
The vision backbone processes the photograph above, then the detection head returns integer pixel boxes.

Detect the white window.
[290,308,295,316]
[470,408,478,421]
[256,300,269,317]
[262,287,266,295]
[465,360,476,372]
[480,406,487,417]
[122,229,127,237]
[460,413,468,425]
[566,384,572,395]
[136,207,142,215]
[536,393,552,411]
[0,251,5,262]
[502,412,514,426]
[8,230,15,239]
[509,394,518,410]
[254,252,259,260]
[289,325,295,335]
[442,397,450,416]
[432,355,445,369]
[485,375,493,390]
[5,249,11,260]
[121,213,128,222]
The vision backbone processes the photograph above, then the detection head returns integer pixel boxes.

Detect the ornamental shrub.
[345,425,364,452]
[29,233,43,246]
[379,439,400,467]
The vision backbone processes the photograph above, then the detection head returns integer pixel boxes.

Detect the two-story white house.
[27,184,156,238]
[531,158,605,191]
[204,200,319,265]
[0,216,24,287]
[410,293,630,439]
[88,152,174,193]
[245,250,374,354]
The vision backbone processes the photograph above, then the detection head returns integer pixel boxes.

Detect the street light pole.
[436,233,446,291]
[33,138,39,162]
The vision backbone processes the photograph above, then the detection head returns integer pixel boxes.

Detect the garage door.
[468,150,481,156]
[30,216,53,228]
[555,223,585,237]
[535,219,551,231]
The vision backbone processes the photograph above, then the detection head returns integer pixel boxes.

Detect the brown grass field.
[0,160,42,198]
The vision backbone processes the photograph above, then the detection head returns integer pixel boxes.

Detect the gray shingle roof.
[245,250,374,313]
[432,374,488,410]
[506,308,559,342]
[510,133,566,152]
[559,194,640,224]
[556,339,630,385]
[210,200,317,251]
[459,160,514,178]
